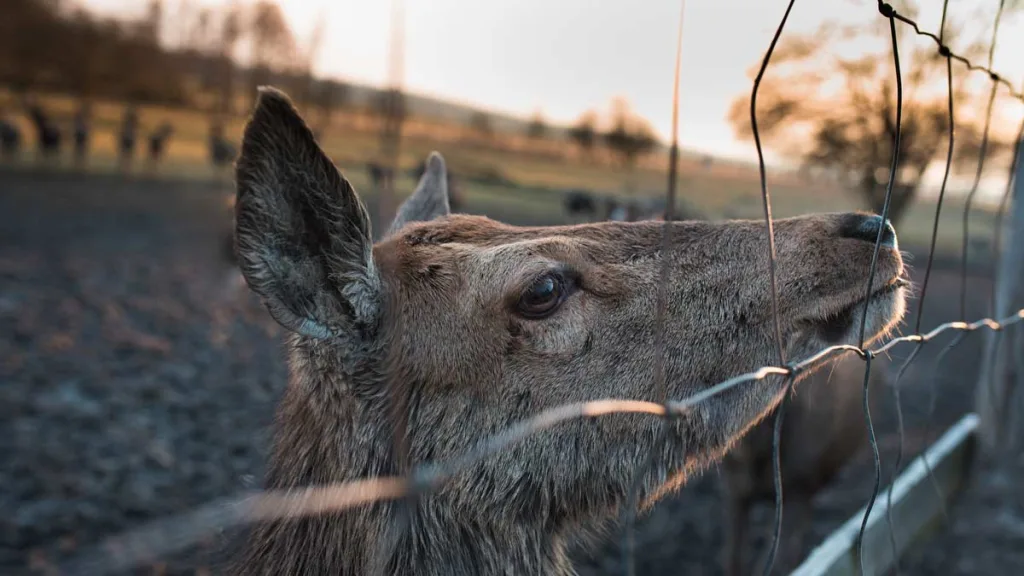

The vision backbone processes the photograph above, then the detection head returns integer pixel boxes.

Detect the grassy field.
[0,90,1006,258]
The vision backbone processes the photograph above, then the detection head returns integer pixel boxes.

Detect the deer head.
[231,87,908,575]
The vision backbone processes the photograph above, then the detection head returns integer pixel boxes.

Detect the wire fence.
[59,0,1024,575]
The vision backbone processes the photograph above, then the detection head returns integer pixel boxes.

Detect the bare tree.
[216,3,242,116]
[526,110,547,139]
[603,97,658,177]
[295,12,326,113]
[727,0,1014,224]
[247,1,295,100]
[568,110,598,159]
[372,88,407,125]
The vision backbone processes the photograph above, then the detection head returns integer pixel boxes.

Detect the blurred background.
[2,0,1023,574]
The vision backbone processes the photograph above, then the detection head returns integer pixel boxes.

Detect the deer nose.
[840,214,897,249]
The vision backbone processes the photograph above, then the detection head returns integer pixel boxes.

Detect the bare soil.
[1,168,1021,575]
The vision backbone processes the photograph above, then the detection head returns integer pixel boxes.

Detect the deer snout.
[837,213,898,250]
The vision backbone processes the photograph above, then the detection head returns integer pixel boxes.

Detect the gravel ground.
[1,168,1021,575]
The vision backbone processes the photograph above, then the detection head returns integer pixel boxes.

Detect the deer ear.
[387,151,451,236]
[234,86,380,339]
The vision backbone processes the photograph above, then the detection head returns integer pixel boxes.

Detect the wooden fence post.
[975,135,1024,454]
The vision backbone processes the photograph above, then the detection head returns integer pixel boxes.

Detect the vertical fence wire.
[870,0,1009,570]
[923,0,1007,539]
[749,0,799,571]
[854,5,902,571]
[882,2,956,565]
[621,4,686,574]
[379,0,416,569]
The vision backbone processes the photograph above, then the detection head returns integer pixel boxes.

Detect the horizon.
[82,0,1024,200]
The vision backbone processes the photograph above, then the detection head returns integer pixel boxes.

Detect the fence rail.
[792,413,980,576]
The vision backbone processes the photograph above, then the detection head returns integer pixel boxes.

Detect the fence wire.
[58,1,1024,575]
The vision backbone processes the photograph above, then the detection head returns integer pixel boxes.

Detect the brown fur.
[229,87,908,576]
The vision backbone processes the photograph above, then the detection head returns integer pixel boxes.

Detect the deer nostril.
[840,214,897,249]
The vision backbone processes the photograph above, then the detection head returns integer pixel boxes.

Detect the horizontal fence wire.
[58,1,1024,575]
[58,310,1024,576]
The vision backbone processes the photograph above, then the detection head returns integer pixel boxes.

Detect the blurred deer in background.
[719,354,892,576]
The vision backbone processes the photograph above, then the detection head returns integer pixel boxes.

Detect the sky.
[83,0,1024,196]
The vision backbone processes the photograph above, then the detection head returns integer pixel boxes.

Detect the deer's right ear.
[386,151,451,236]
[234,87,380,340]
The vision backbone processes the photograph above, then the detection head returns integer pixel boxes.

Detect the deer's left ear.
[387,152,451,236]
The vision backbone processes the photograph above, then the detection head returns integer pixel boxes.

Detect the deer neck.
[236,339,576,576]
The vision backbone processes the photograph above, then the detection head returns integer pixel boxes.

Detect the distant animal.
[119,106,139,165]
[73,106,91,162]
[209,123,237,167]
[605,198,641,222]
[226,87,909,576]
[148,123,174,164]
[366,161,391,189]
[0,118,20,158]
[564,189,597,218]
[26,104,61,158]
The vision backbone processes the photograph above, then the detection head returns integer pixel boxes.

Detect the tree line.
[1,0,668,174]
[0,0,358,127]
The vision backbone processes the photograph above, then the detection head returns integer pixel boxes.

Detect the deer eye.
[516,273,568,319]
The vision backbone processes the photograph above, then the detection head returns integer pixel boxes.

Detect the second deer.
[228,87,908,575]
[719,354,892,575]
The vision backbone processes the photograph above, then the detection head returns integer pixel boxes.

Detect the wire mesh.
[56,1,1024,575]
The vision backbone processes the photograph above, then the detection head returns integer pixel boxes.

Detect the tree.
[526,110,546,139]
[295,11,326,112]
[727,0,1014,225]
[372,88,406,124]
[568,110,598,158]
[216,3,242,115]
[602,97,658,172]
[247,1,295,100]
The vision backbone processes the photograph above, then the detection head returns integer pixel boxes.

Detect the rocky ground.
[1,168,1021,575]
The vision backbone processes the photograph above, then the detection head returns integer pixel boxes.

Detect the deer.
[118,105,139,169]
[147,122,175,166]
[73,103,91,165]
[0,115,20,158]
[24,101,61,159]
[209,121,237,167]
[227,86,909,576]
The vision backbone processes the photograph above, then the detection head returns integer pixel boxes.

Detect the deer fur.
[228,86,909,576]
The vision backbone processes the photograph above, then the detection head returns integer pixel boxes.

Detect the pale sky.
[84,0,1024,192]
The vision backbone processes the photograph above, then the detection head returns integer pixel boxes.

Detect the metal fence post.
[976,135,1024,454]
